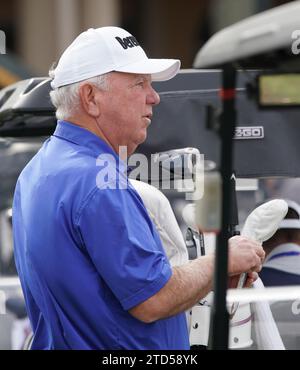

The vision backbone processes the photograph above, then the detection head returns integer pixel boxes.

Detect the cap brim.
[115,58,181,81]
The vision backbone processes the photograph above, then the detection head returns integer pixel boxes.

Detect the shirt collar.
[53,120,127,173]
[265,243,300,260]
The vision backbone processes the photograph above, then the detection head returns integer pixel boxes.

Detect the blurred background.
[0,0,294,87]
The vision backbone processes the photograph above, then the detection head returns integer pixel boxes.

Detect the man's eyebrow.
[128,75,151,87]
[134,75,151,82]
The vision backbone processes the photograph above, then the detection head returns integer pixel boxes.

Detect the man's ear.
[79,83,102,118]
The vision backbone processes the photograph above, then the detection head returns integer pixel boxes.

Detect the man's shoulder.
[260,266,300,286]
[17,141,100,200]
[75,178,145,224]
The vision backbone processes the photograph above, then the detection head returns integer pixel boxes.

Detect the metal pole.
[209,64,237,349]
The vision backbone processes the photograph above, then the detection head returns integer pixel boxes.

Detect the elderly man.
[12,27,264,350]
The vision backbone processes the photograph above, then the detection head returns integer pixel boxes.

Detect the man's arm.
[130,254,214,323]
[129,236,264,323]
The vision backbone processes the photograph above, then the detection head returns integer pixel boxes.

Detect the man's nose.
[147,86,160,106]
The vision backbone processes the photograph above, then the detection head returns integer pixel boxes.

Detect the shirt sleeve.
[75,186,172,310]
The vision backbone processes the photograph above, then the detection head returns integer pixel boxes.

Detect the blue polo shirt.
[12,120,189,350]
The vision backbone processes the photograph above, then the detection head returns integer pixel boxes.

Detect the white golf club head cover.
[234,199,288,290]
[241,199,288,243]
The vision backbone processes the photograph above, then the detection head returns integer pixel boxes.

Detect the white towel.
[241,199,287,350]
[251,278,285,350]
[130,179,189,266]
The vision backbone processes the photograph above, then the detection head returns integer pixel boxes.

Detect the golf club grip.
[237,272,247,288]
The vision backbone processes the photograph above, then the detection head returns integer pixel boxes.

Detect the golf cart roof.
[0,78,55,136]
[194,0,300,68]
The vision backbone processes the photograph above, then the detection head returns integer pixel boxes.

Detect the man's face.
[98,72,160,156]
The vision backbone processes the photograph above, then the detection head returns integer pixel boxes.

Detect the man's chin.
[130,137,146,154]
[137,130,148,144]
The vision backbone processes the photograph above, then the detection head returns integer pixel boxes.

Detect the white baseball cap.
[278,199,300,229]
[50,26,181,89]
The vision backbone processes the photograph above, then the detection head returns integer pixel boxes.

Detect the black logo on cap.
[115,36,140,50]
